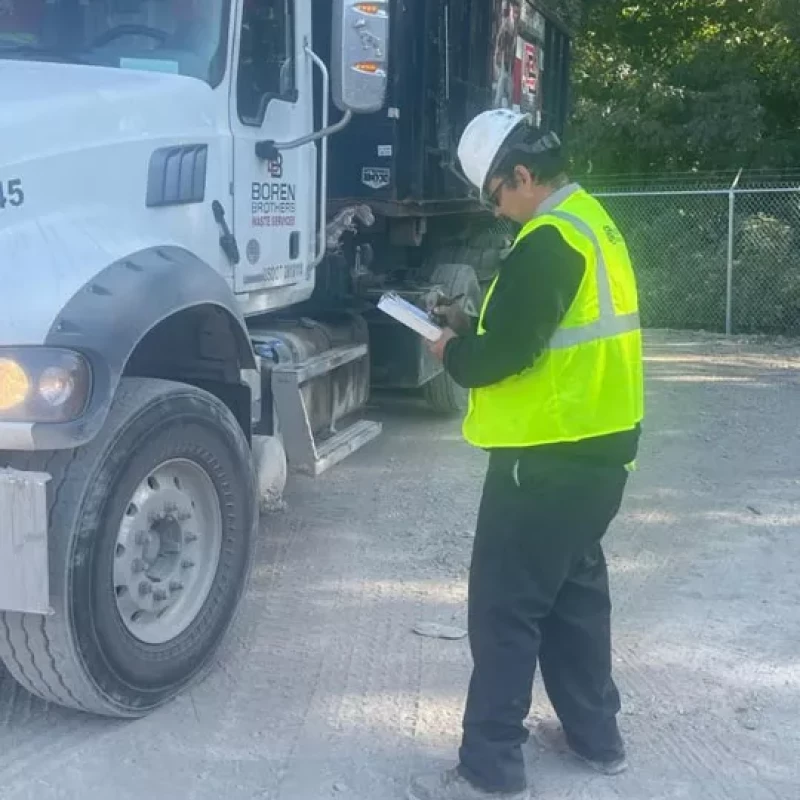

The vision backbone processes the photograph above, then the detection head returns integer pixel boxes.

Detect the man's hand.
[432,303,473,335]
[427,328,457,362]
[423,290,475,336]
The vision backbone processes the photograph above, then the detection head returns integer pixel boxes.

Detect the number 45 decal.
[0,179,25,210]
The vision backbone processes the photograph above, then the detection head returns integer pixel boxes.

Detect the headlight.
[0,348,92,422]
[0,359,30,411]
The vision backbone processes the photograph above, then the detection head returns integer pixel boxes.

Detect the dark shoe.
[531,719,628,776]
[407,767,530,800]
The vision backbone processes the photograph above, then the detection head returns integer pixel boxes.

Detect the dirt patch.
[1,332,799,799]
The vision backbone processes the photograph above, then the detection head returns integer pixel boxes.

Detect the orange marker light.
[353,61,381,74]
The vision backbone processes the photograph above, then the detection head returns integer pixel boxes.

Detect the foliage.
[599,194,729,330]
[563,2,800,335]
[567,0,800,174]
[733,204,800,333]
[597,193,800,334]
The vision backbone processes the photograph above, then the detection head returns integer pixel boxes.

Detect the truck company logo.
[267,154,283,179]
[362,167,391,190]
[251,181,296,228]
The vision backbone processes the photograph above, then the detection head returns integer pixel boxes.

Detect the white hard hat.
[457,109,532,198]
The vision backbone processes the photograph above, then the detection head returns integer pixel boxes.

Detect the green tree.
[567,0,800,174]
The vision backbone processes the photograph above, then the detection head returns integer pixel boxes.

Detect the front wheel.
[0,378,257,718]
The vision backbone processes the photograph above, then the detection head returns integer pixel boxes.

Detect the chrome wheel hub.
[113,459,222,645]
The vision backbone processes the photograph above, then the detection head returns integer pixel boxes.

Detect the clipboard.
[377,291,443,342]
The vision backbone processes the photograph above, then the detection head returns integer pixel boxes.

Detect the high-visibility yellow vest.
[462,183,644,448]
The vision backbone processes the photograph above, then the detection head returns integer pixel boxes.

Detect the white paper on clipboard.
[377,292,443,342]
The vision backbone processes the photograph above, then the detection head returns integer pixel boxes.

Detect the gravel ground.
[1,331,799,800]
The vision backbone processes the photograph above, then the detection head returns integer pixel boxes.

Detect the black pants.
[457,451,629,793]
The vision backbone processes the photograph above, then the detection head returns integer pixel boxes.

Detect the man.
[409,110,644,800]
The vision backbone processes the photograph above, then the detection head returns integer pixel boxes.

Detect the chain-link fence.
[583,173,800,335]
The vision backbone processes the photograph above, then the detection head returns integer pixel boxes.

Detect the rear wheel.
[0,378,256,718]
[425,221,514,287]
[423,262,482,414]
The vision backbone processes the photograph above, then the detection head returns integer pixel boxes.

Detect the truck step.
[309,419,382,476]
[270,344,382,476]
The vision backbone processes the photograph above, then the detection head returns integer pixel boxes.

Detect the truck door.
[230,0,315,294]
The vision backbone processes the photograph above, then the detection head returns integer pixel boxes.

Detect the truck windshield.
[0,0,229,85]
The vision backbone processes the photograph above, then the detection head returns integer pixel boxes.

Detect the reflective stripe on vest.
[544,210,640,350]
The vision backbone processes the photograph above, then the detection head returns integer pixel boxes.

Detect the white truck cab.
[0,0,574,720]
[0,0,389,718]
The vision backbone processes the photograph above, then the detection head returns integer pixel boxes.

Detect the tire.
[423,262,482,415]
[427,222,514,286]
[0,378,257,718]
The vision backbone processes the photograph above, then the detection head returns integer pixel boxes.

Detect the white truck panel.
[0,61,230,344]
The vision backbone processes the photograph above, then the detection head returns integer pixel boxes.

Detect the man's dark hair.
[490,123,568,188]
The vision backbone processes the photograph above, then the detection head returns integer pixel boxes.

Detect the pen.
[429,293,466,323]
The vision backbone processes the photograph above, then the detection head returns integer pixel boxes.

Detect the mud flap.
[0,468,51,615]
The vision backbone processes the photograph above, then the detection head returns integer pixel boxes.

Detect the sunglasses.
[484,177,510,211]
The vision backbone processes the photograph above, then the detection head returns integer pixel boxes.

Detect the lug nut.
[153,589,168,602]
[177,510,192,522]
[185,533,198,543]
[170,581,184,593]
[139,581,152,596]
[132,559,146,573]
[181,559,195,569]
[134,531,147,546]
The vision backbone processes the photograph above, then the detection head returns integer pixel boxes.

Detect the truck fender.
[35,245,257,451]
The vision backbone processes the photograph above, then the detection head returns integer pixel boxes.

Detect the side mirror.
[331,0,390,114]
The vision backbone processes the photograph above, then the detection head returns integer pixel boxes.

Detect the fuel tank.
[250,314,371,440]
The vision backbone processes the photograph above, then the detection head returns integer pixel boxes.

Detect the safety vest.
[462,183,644,449]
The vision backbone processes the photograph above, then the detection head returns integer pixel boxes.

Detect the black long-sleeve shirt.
[443,224,640,466]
